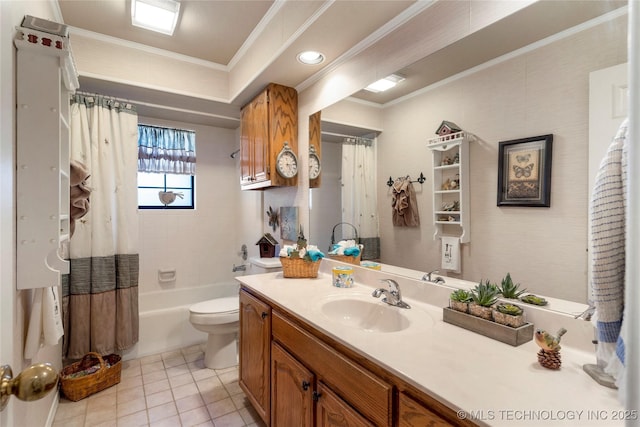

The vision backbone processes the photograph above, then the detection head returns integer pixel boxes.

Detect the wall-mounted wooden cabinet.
[240,83,298,190]
[309,111,322,188]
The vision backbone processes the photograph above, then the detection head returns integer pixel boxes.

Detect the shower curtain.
[62,94,140,359]
[341,137,380,260]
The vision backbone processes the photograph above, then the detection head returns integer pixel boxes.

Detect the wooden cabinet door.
[239,104,253,185]
[315,382,374,427]
[252,90,269,183]
[271,342,314,427]
[309,110,322,188]
[398,392,450,427]
[266,83,298,187]
[239,290,271,425]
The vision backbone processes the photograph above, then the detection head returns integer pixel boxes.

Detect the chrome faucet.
[372,279,410,309]
[422,269,445,284]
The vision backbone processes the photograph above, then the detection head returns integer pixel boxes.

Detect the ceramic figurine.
[535,327,567,369]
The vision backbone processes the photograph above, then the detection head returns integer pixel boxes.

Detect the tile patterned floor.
[53,344,267,427]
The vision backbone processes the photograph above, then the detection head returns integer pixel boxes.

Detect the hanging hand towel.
[70,159,91,237]
[24,288,44,359]
[43,286,64,345]
[391,176,420,227]
[441,236,461,273]
[591,118,628,393]
[24,286,64,359]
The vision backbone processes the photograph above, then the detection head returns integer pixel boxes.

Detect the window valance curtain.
[138,124,196,175]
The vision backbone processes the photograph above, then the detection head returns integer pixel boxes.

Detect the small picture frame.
[497,134,553,207]
[280,206,298,241]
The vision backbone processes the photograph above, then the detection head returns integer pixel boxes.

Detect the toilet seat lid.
[190,297,238,314]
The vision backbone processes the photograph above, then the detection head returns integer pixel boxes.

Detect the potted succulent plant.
[520,294,548,306]
[498,273,526,299]
[449,289,472,313]
[469,280,499,320]
[492,302,525,328]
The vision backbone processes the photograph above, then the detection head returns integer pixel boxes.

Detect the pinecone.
[537,349,562,369]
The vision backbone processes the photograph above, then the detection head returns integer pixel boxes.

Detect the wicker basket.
[327,253,361,265]
[59,352,122,401]
[280,257,322,278]
[327,243,363,265]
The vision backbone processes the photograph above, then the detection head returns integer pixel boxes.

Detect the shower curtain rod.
[321,131,376,141]
[74,90,241,123]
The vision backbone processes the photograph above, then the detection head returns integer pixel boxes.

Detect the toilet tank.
[248,256,282,274]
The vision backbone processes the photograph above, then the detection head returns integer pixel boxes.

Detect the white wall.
[377,16,628,302]
[135,116,261,295]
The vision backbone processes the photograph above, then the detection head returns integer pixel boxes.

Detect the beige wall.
[377,16,627,302]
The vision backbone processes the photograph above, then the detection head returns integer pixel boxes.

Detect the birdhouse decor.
[435,120,462,136]
[256,233,279,258]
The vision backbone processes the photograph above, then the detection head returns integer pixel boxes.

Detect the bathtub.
[123,281,240,360]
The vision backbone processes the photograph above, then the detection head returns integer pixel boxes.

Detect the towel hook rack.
[386,172,425,187]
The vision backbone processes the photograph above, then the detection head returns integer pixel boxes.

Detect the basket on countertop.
[280,257,322,278]
[59,352,121,401]
[328,250,362,265]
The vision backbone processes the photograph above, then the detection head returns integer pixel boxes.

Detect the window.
[137,124,196,209]
[138,172,194,209]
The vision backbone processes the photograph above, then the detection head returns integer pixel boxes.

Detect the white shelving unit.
[15,25,79,289]
[427,131,472,243]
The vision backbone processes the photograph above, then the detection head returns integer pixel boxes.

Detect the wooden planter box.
[443,307,533,346]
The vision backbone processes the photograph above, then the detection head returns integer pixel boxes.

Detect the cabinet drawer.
[272,311,392,426]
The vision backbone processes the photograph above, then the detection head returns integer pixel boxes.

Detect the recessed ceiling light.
[364,73,405,93]
[297,51,325,65]
[131,0,181,36]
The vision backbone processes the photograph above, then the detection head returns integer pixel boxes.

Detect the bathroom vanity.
[237,260,623,427]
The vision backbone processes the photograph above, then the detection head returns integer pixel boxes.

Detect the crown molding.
[227,0,288,70]
[384,5,629,108]
[295,0,436,94]
[68,26,228,71]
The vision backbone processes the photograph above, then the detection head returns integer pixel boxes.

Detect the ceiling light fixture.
[131,0,181,36]
[364,73,405,93]
[297,51,325,65]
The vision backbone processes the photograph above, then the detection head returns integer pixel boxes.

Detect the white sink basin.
[320,297,412,333]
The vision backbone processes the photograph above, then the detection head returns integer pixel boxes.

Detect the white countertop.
[237,260,626,427]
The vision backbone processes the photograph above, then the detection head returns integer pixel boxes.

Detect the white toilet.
[189,297,239,369]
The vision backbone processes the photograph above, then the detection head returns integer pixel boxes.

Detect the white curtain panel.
[341,139,379,239]
[69,100,139,256]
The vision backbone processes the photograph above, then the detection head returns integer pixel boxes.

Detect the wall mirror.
[308,1,628,305]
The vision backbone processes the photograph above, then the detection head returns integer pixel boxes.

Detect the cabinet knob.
[312,391,322,402]
[301,380,310,391]
[261,312,268,319]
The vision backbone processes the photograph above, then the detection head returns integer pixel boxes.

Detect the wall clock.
[276,141,298,178]
[309,145,321,180]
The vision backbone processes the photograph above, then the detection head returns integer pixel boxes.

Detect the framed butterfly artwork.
[497,134,553,207]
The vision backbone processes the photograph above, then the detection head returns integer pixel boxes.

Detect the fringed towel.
[392,176,420,227]
[70,159,91,237]
[590,118,628,395]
